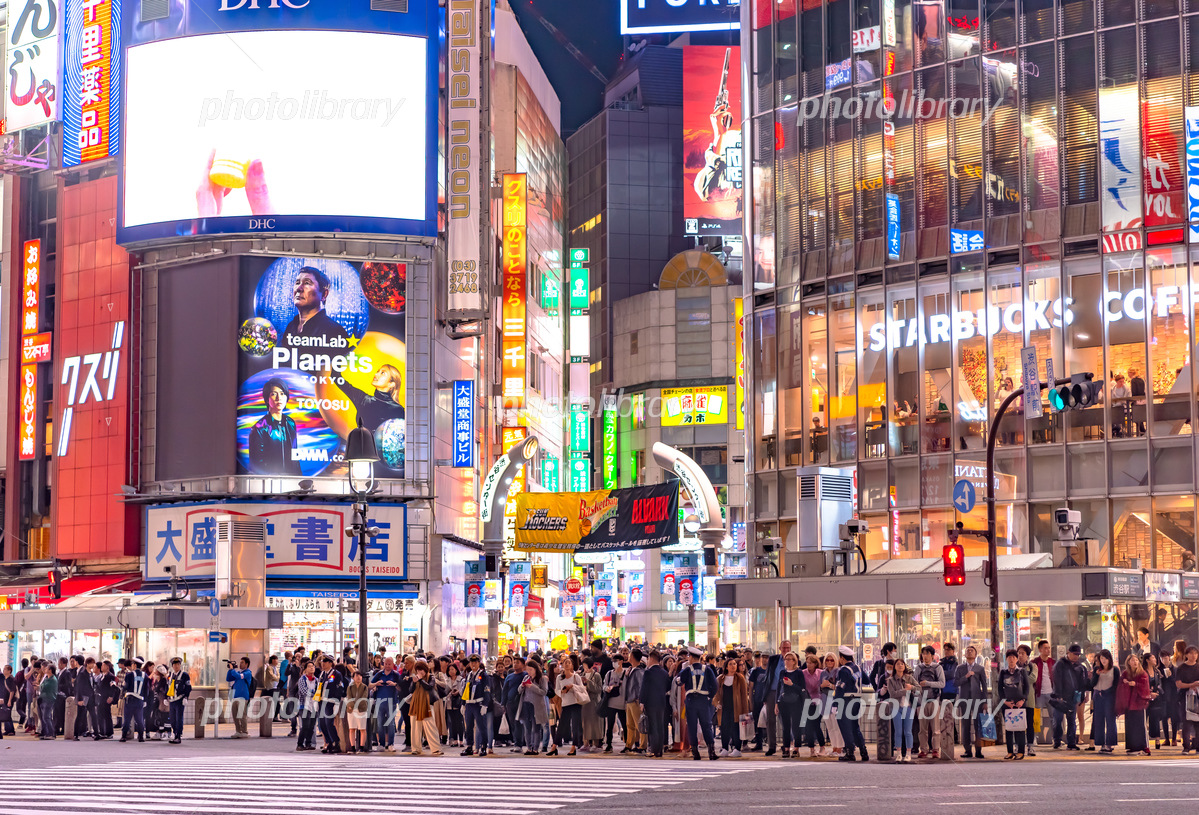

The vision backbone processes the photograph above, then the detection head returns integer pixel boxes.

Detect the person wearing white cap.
[834,646,869,762]
[680,647,719,760]
[120,658,148,743]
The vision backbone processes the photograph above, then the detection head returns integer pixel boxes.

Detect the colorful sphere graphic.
[238,317,277,356]
[375,418,406,470]
[253,257,370,340]
[360,261,407,315]
[236,368,342,477]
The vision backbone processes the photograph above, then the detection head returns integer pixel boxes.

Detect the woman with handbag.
[1118,654,1152,756]
[553,654,586,756]
[715,654,750,757]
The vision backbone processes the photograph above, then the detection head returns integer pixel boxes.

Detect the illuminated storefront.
[737,0,1199,654]
[744,0,1199,569]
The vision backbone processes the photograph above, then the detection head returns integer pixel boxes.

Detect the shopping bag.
[498,715,510,736]
[1002,707,1027,732]
[739,713,755,742]
[757,704,769,729]
[1186,689,1199,722]
[978,708,997,742]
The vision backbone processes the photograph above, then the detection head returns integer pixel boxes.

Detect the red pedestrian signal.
[942,543,965,586]
[47,570,62,599]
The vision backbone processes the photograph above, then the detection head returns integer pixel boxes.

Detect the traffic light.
[1050,373,1103,411]
[47,570,62,599]
[942,543,965,586]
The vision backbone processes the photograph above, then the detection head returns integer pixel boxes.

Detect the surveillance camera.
[758,537,781,554]
[1055,508,1082,543]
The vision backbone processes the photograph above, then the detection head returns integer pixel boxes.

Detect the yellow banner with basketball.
[514,482,679,553]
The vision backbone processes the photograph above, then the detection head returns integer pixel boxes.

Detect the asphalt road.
[1,736,1196,814]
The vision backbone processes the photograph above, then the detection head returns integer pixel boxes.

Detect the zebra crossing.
[0,754,776,815]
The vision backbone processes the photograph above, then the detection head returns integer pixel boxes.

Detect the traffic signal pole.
[981,377,1072,668]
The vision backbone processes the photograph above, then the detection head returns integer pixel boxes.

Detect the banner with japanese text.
[514,482,679,553]
[142,502,408,580]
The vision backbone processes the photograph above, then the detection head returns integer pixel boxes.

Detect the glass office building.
[742,0,1199,569]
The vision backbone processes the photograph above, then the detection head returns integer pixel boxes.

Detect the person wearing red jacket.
[1118,654,1153,756]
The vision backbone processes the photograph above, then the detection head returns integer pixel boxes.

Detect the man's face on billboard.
[267,386,288,415]
[294,272,325,311]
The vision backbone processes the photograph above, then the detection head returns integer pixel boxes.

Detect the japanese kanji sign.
[452,379,474,468]
[22,240,41,336]
[18,364,38,460]
[500,173,527,409]
[5,0,61,132]
[63,0,120,165]
[143,502,408,580]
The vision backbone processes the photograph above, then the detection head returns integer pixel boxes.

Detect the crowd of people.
[4,628,1197,763]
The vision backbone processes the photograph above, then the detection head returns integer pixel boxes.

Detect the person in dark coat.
[640,650,672,757]
[1050,643,1087,749]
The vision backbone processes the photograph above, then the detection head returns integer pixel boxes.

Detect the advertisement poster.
[1187,106,1199,243]
[508,561,531,609]
[445,0,486,318]
[661,386,728,425]
[734,298,746,430]
[514,482,679,553]
[675,554,699,605]
[235,256,407,479]
[464,558,485,608]
[1142,100,1184,244]
[1098,85,1143,249]
[683,46,743,237]
[661,553,676,595]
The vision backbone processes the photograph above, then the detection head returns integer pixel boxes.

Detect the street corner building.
[731,0,1199,660]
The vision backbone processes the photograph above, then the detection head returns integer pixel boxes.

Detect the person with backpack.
[998,649,1030,760]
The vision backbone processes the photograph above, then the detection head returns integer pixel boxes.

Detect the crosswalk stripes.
[1,755,777,815]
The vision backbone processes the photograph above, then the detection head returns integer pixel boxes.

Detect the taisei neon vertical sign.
[501,173,527,409]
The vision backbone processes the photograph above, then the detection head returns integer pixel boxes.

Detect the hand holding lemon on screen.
[197,148,276,217]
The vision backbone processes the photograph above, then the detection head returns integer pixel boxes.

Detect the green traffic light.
[1048,389,1064,410]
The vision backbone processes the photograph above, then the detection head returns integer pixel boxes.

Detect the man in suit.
[55,657,71,736]
[681,646,719,761]
[762,640,792,756]
[639,650,671,757]
[461,654,492,756]
[121,658,148,743]
[166,657,191,744]
[315,656,344,754]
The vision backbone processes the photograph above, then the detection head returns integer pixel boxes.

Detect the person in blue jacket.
[225,657,254,739]
[834,645,870,762]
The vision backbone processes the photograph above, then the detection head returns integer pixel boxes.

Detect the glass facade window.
[744,1,1199,560]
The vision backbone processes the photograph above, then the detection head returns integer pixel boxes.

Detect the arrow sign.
[953,479,977,513]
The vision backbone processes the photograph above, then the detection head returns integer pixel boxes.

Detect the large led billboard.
[683,46,743,237]
[117,0,437,244]
[621,0,740,35]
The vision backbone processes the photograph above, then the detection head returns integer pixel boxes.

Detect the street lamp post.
[345,425,380,682]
